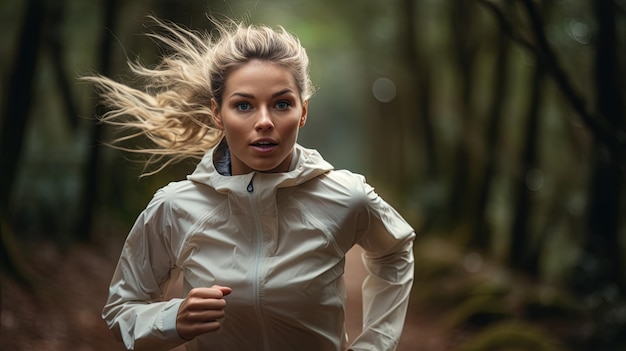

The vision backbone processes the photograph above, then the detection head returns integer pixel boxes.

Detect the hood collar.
[187,139,333,192]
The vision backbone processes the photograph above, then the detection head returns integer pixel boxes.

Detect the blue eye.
[236,102,251,111]
[276,101,291,110]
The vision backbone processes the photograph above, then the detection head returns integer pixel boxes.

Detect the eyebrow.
[230,88,295,99]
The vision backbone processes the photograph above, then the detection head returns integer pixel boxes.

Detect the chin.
[258,165,284,173]
[253,161,287,173]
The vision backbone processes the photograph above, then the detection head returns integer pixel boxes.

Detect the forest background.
[1,0,625,350]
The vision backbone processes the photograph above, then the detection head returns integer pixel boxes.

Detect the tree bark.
[400,0,437,178]
[469,23,510,249]
[74,0,119,242]
[46,1,80,130]
[0,0,45,286]
[580,0,625,294]
[446,0,479,231]
[509,64,545,274]
[520,0,625,163]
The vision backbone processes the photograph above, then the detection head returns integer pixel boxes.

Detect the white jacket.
[103,141,415,351]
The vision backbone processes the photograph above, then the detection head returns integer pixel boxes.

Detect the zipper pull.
[247,179,254,192]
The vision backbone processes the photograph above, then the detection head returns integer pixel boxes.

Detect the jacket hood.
[187,139,334,193]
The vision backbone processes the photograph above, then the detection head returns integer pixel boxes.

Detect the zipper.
[247,178,271,351]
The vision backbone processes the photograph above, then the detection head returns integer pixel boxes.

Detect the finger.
[178,319,223,340]
[211,285,233,296]
[184,308,226,322]
[186,297,227,312]
[188,287,229,299]
[200,320,223,332]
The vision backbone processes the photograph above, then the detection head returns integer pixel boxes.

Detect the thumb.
[211,285,232,296]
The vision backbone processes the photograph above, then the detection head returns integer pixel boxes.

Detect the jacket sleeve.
[102,188,187,351]
[349,178,415,351]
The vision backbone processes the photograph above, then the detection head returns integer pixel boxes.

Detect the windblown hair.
[83,16,314,176]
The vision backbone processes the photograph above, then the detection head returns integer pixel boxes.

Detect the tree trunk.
[446,0,478,232]
[46,0,79,130]
[580,0,625,294]
[567,3,625,346]
[520,0,625,164]
[74,0,119,242]
[400,0,437,178]
[469,18,510,249]
[0,0,44,220]
[509,64,545,274]
[393,0,438,228]
[0,0,45,287]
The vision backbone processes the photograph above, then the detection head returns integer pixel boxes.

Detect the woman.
[87,16,415,351]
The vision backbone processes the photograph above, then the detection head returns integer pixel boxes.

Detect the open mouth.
[251,141,277,149]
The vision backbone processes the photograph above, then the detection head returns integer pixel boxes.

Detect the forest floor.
[0,241,449,351]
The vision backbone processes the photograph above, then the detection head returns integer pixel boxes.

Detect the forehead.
[224,60,298,94]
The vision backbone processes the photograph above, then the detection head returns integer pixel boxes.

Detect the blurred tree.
[446,0,480,233]
[519,0,625,157]
[509,61,546,275]
[0,0,44,287]
[469,2,511,249]
[477,0,625,279]
[506,1,553,277]
[570,5,626,347]
[578,0,625,295]
[397,0,438,234]
[398,0,437,178]
[472,0,626,346]
[46,1,80,130]
[74,0,119,243]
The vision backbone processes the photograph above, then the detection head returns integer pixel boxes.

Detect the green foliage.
[443,293,510,330]
[459,321,567,351]
[522,286,585,321]
[413,238,588,348]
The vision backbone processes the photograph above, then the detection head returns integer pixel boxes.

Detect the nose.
[255,106,274,131]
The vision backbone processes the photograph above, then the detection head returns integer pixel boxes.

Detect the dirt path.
[1,243,441,351]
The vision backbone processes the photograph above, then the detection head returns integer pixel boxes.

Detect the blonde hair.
[83,16,314,176]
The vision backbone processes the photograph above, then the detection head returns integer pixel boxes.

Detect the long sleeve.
[349,180,415,351]
[102,189,187,351]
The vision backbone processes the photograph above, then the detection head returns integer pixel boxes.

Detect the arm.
[102,189,187,351]
[349,181,415,351]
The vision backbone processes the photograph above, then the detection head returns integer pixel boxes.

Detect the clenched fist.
[176,285,232,340]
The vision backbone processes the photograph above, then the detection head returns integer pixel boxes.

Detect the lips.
[250,139,278,151]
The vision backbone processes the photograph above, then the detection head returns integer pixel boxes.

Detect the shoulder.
[321,169,366,187]
[151,180,194,205]
[146,179,215,217]
[312,169,371,203]
[157,179,199,200]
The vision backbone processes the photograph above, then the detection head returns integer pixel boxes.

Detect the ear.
[299,100,308,128]
[211,98,224,130]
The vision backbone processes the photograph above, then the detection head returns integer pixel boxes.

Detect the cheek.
[286,117,304,133]
[279,124,301,142]
[221,117,247,136]
[224,129,244,144]
[221,124,247,148]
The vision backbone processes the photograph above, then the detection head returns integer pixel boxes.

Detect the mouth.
[250,140,278,150]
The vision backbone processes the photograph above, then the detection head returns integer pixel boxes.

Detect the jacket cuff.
[160,298,186,341]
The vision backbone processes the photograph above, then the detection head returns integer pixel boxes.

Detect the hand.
[176,285,232,340]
